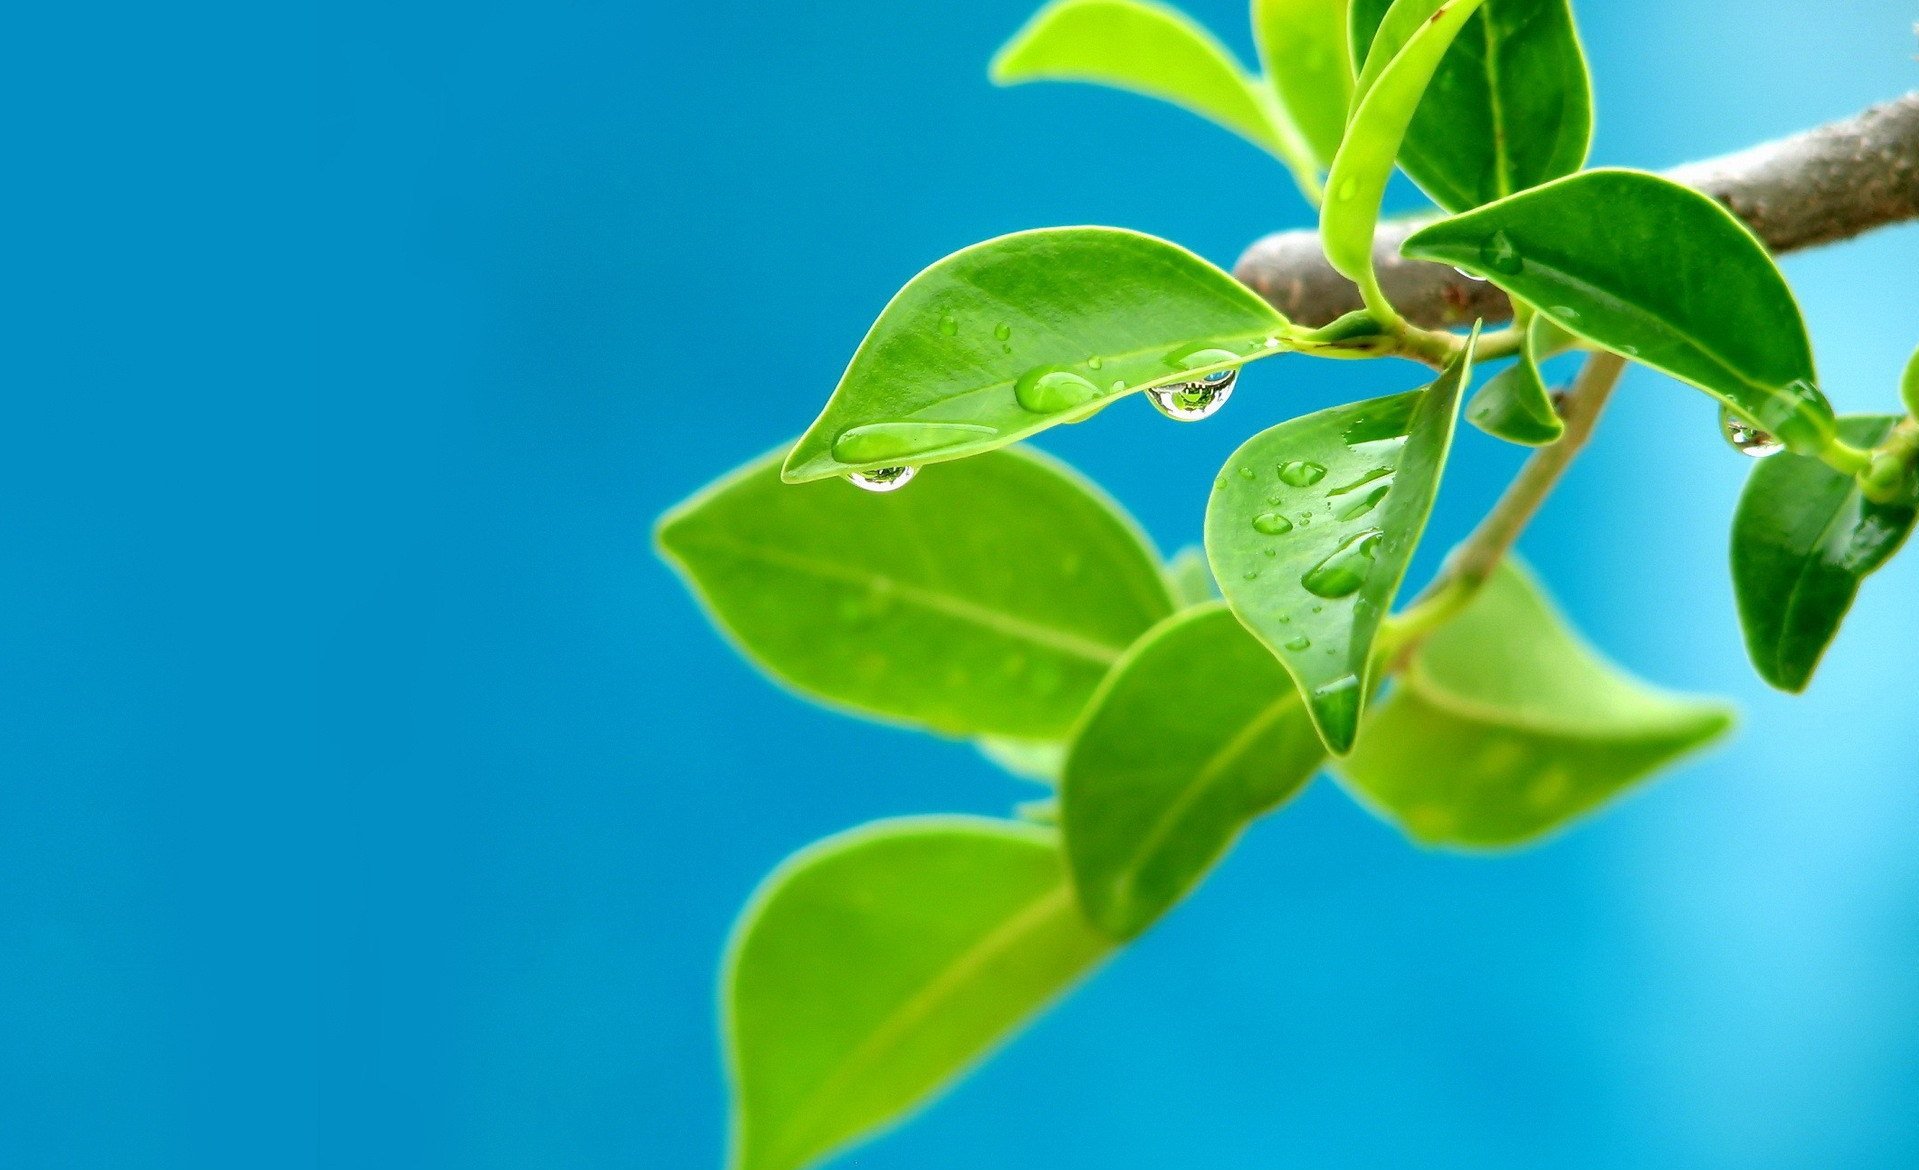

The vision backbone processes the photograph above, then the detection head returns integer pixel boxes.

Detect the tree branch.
[1236,92,1919,328]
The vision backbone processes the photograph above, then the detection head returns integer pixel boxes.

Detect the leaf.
[1467,314,1564,445]
[1322,0,1488,297]
[1731,415,1918,693]
[1252,0,1355,169]
[1165,545,1219,607]
[726,817,1111,1170]
[1061,604,1323,938]
[1206,338,1474,754]
[1351,0,1592,211]
[990,0,1318,189]
[1903,343,1919,419]
[1339,560,1735,848]
[1403,169,1840,455]
[659,445,1175,739]
[783,227,1289,482]
[976,737,1067,784]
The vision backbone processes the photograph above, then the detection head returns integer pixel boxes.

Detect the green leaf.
[1731,415,1918,693]
[1206,338,1474,754]
[1165,544,1220,607]
[976,737,1067,784]
[1902,343,1919,419]
[1403,169,1840,456]
[990,0,1318,191]
[659,445,1175,739]
[1061,604,1323,938]
[726,817,1111,1170]
[1322,0,1488,301]
[1467,314,1564,445]
[784,227,1289,482]
[1252,0,1355,169]
[1351,0,1592,211]
[1339,560,1735,848]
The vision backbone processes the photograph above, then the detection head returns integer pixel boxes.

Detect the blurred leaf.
[659,446,1173,739]
[977,737,1067,784]
[1252,0,1354,168]
[1403,169,1839,455]
[1903,343,1919,419]
[1731,415,1918,692]
[1062,604,1323,938]
[1467,314,1564,445]
[1322,0,1487,294]
[784,227,1288,482]
[1340,561,1734,847]
[727,818,1110,1170]
[1351,0,1591,211]
[1166,545,1220,607]
[1206,339,1473,753]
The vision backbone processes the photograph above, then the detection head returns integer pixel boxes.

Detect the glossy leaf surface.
[1467,314,1564,445]
[660,446,1174,739]
[1323,0,1487,291]
[785,227,1288,482]
[1731,415,1918,693]
[1207,341,1473,754]
[1062,604,1323,938]
[1352,0,1591,211]
[1403,169,1838,454]
[1340,562,1734,847]
[1253,0,1354,168]
[727,818,1110,1170]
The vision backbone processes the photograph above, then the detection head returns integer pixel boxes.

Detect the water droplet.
[1238,466,1256,480]
[1278,461,1327,487]
[1284,635,1312,651]
[1453,266,1489,283]
[1109,379,1127,394]
[846,466,918,493]
[994,322,1012,341]
[1253,512,1295,535]
[1243,570,1261,581]
[1263,548,1278,558]
[1336,177,1358,201]
[1087,355,1103,370]
[1301,529,1383,598]
[1327,467,1396,521]
[1552,305,1581,322]
[1147,377,1234,421]
[1266,495,1283,506]
[1296,514,1313,527]
[1013,366,1101,414]
[1719,404,1783,458]
[833,421,997,463]
[1264,337,1282,349]
[1214,475,1228,492]
[1479,230,1523,276]
[938,313,959,336]
[1311,675,1362,729]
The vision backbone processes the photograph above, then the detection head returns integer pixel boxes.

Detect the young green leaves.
[1404,169,1841,456]
[1350,0,1592,211]
[1903,343,1919,418]
[726,818,1110,1170]
[1340,561,1734,847]
[1467,315,1564,445]
[1207,339,1474,754]
[1730,416,1918,692]
[1252,0,1354,169]
[659,446,1174,739]
[783,227,1288,483]
[1060,605,1324,938]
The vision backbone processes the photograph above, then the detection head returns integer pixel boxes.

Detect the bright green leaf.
[1903,343,1919,419]
[783,227,1289,482]
[1206,339,1474,754]
[976,737,1067,784]
[1322,0,1488,302]
[1252,0,1355,169]
[726,817,1111,1170]
[1467,314,1564,445]
[1166,544,1220,607]
[659,445,1174,739]
[1731,415,1918,693]
[1351,0,1592,211]
[990,0,1318,192]
[1062,604,1323,938]
[1403,169,1840,455]
[1340,561,1735,847]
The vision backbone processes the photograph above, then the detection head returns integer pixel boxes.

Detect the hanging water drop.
[1301,529,1383,598]
[1253,512,1294,535]
[1147,369,1236,422]
[1278,461,1327,487]
[1719,404,1783,458]
[846,466,918,493]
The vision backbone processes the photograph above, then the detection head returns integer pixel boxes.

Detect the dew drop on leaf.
[1252,512,1295,535]
[1479,230,1522,276]
[1719,404,1783,458]
[1300,529,1383,598]
[1285,635,1311,651]
[1013,367,1101,414]
[938,313,959,336]
[993,322,1012,341]
[845,466,918,493]
[1278,461,1328,487]
[1238,466,1257,480]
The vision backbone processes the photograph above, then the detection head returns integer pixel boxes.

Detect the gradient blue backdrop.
[5,1,1916,1167]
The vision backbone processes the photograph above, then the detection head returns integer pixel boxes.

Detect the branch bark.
[1235,92,1919,328]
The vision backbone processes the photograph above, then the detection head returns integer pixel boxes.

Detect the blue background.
[5,1,1916,1166]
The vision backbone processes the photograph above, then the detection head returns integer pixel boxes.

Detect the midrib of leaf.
[677,534,1127,666]
[1404,662,1724,741]
[1478,10,1512,198]
[1769,480,1862,676]
[759,884,1099,1170]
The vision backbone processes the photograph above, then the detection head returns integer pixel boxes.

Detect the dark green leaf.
[1403,169,1840,455]
[1206,339,1474,754]
[784,227,1289,482]
[1253,0,1355,169]
[1352,0,1592,211]
[1731,415,1918,692]
[1467,314,1564,445]
[726,818,1111,1170]
[1340,561,1734,847]
[1165,545,1220,607]
[659,445,1174,739]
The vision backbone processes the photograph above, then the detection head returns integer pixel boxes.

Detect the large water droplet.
[1301,529,1383,598]
[833,421,997,463]
[846,466,917,493]
[1327,467,1395,521]
[1284,635,1311,651]
[993,322,1012,341]
[1253,512,1295,535]
[1013,366,1101,414]
[1148,375,1234,421]
[1278,461,1327,487]
[1719,404,1782,458]
[1479,230,1523,276]
[1087,355,1103,370]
